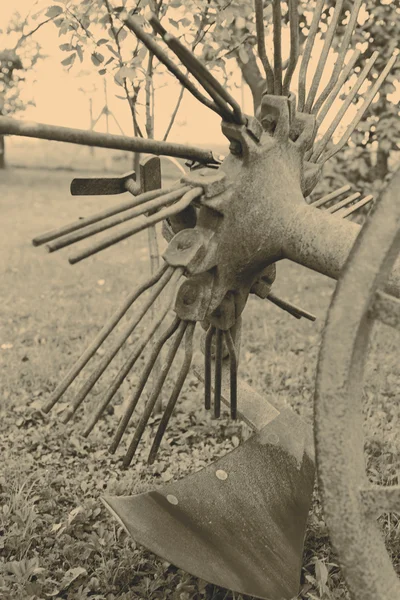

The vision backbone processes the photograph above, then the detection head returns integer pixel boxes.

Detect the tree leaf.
[61,53,76,66]
[91,52,104,66]
[46,5,63,18]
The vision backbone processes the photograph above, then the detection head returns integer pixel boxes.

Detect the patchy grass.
[0,164,399,600]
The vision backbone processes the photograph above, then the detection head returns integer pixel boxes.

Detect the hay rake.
[3,1,399,598]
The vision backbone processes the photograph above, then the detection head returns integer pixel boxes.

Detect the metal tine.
[82,285,179,438]
[267,293,316,321]
[311,184,351,208]
[47,187,190,252]
[124,16,223,119]
[59,267,179,424]
[123,320,188,467]
[204,325,215,410]
[214,328,223,418]
[314,48,361,124]
[338,194,374,218]
[312,0,363,114]
[109,316,181,455]
[254,0,275,93]
[326,191,361,214]
[149,15,243,124]
[310,51,379,162]
[223,329,238,420]
[272,0,283,96]
[321,52,398,164]
[147,322,196,465]
[41,264,169,414]
[32,184,180,247]
[68,186,204,264]
[282,0,299,96]
[297,0,325,112]
[304,0,345,113]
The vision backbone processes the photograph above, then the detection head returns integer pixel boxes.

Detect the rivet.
[267,433,280,444]
[216,469,228,481]
[166,494,179,505]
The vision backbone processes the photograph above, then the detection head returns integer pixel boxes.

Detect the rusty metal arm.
[0,116,219,165]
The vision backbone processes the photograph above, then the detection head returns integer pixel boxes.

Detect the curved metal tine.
[69,187,203,265]
[360,484,400,517]
[326,192,360,214]
[32,184,180,247]
[204,325,215,410]
[282,0,299,96]
[304,0,345,113]
[272,0,283,96]
[123,320,188,467]
[369,290,400,331]
[321,53,398,164]
[147,322,196,465]
[311,0,363,114]
[311,184,351,208]
[109,315,182,455]
[223,329,238,420]
[124,16,223,119]
[314,49,361,124]
[298,0,325,111]
[41,264,169,414]
[310,51,379,162]
[82,285,179,437]
[47,187,190,252]
[149,16,241,124]
[59,267,177,424]
[214,328,223,419]
[254,0,275,93]
[338,195,374,219]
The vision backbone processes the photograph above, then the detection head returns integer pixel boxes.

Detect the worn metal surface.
[314,168,400,600]
[103,401,314,600]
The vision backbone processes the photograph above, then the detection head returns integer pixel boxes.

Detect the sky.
[0,0,398,150]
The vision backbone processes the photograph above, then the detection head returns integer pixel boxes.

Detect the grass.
[0,154,399,600]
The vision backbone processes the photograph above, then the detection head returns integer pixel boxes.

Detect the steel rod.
[223,329,238,419]
[282,0,299,96]
[304,0,345,113]
[267,292,316,321]
[0,116,218,164]
[297,0,325,112]
[123,320,187,467]
[32,184,180,247]
[312,0,363,113]
[214,328,223,418]
[60,267,177,423]
[339,195,374,218]
[46,187,190,252]
[326,192,361,214]
[321,52,398,163]
[41,264,169,414]
[272,0,283,95]
[204,326,215,410]
[311,184,351,208]
[69,187,203,264]
[147,322,195,464]
[254,0,275,93]
[310,51,379,162]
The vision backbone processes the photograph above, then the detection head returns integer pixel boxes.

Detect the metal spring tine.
[69,187,203,264]
[223,329,238,420]
[339,194,374,218]
[41,264,169,414]
[109,315,182,455]
[311,184,351,208]
[123,320,188,467]
[149,16,242,124]
[326,192,361,214]
[321,52,398,164]
[267,292,316,321]
[204,325,215,410]
[314,49,361,124]
[60,267,179,424]
[297,0,325,112]
[147,322,196,465]
[312,0,363,115]
[282,0,300,96]
[214,328,223,418]
[272,0,283,96]
[47,187,190,252]
[82,293,175,437]
[304,0,345,112]
[124,16,223,119]
[310,51,379,162]
[32,184,180,247]
[254,0,275,93]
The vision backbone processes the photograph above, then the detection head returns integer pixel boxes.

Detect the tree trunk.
[235,45,266,115]
[0,135,6,169]
[374,145,389,181]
